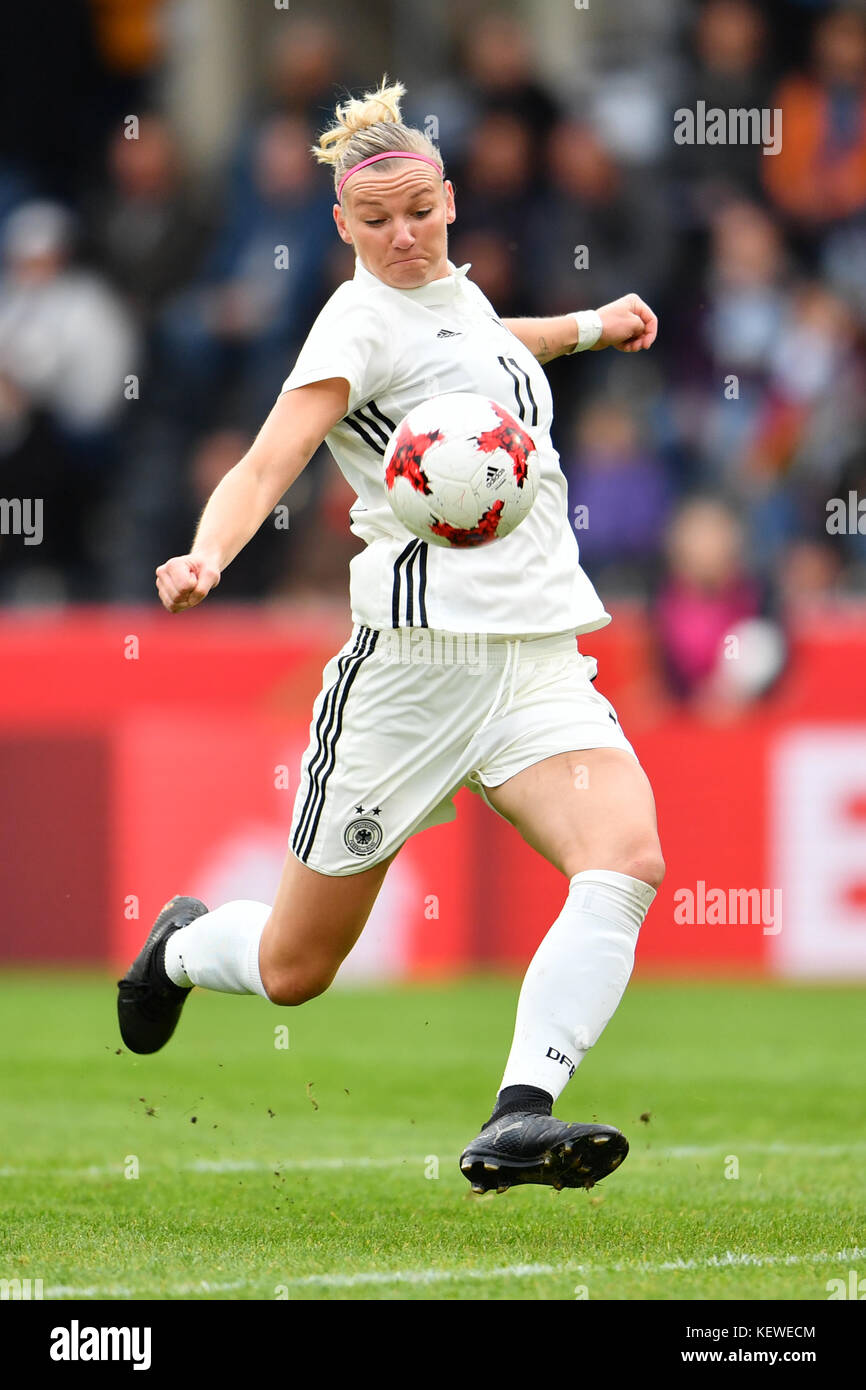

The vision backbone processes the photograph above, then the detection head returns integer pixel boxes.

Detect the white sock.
[498,870,657,1103]
[163,901,271,999]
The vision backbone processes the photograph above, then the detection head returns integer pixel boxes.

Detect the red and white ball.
[382,392,539,548]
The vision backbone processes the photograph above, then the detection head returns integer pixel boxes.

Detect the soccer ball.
[382,392,540,548]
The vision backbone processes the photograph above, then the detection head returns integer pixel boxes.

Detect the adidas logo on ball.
[485,464,506,488]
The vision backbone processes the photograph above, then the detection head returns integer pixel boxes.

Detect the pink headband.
[337,151,444,203]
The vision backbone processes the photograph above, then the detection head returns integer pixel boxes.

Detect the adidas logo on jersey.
[436,328,462,338]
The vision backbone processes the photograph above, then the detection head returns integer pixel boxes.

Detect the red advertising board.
[2,603,865,979]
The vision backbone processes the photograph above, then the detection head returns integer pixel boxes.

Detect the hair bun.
[311,75,406,168]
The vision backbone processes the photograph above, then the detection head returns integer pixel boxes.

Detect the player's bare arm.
[503,293,658,364]
[155,377,350,613]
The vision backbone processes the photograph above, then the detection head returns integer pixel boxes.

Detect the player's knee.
[261,962,334,1007]
[622,848,665,892]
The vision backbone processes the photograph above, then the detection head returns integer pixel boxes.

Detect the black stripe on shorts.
[292,625,378,862]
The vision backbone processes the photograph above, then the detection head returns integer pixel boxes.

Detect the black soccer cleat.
[459,1113,629,1194]
[117,895,208,1055]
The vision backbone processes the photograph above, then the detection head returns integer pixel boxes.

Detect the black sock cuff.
[484,1084,553,1128]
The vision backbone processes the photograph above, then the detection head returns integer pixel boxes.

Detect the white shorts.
[288,623,638,876]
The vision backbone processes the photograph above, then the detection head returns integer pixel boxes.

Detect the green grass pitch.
[0,973,863,1301]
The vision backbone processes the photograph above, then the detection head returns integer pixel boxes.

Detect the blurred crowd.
[0,0,865,707]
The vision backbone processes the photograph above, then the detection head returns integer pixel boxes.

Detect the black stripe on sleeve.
[352,408,390,448]
[344,414,386,455]
[497,355,526,420]
[514,363,539,425]
[364,400,398,434]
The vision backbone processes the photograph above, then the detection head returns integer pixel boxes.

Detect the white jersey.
[280,255,611,636]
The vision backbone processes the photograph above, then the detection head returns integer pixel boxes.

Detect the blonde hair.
[311,75,443,201]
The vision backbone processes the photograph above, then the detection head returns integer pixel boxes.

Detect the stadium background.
[1,0,866,986]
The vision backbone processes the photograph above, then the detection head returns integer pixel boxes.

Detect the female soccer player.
[118,78,664,1196]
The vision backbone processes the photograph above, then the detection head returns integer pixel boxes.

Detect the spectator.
[762,7,866,239]
[668,200,792,486]
[703,201,791,381]
[563,398,672,595]
[85,115,214,327]
[0,200,137,597]
[777,538,845,613]
[749,281,862,480]
[0,201,137,439]
[448,228,514,310]
[446,111,536,312]
[158,115,333,426]
[671,0,773,224]
[267,19,346,127]
[652,496,784,705]
[527,119,672,316]
[226,18,348,212]
[459,13,562,148]
[821,208,866,327]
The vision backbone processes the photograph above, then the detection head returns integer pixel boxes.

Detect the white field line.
[0,1156,418,1179]
[2,1140,866,1181]
[190,1156,410,1172]
[646,1142,866,1159]
[40,1247,866,1299]
[581,1246,866,1276]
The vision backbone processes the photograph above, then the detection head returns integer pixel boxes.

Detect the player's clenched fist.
[594,293,658,353]
[155,553,221,612]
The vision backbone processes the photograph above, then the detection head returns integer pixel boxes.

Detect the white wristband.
[568,309,603,353]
